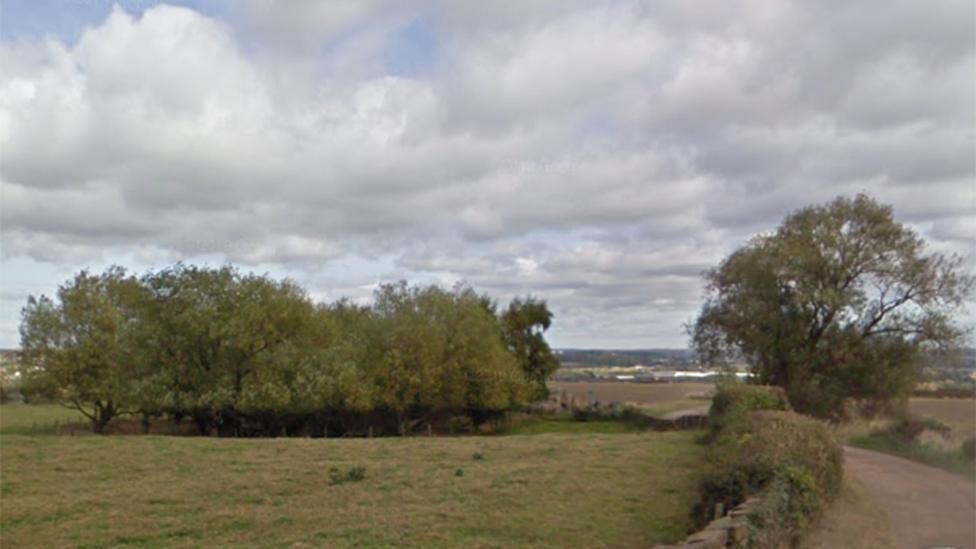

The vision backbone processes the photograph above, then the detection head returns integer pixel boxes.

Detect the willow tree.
[137,264,315,435]
[691,195,973,418]
[19,267,145,432]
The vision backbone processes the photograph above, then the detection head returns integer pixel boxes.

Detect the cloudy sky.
[0,0,973,349]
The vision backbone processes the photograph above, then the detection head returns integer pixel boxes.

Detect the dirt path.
[844,446,975,549]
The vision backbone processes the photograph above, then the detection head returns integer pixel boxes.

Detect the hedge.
[706,383,791,440]
[696,409,843,547]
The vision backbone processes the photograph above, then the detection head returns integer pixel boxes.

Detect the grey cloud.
[0,0,972,347]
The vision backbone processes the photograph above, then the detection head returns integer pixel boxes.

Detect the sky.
[0,0,973,349]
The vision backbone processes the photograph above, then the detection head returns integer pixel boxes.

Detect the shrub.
[707,383,791,439]
[878,415,952,445]
[696,410,843,545]
[961,436,975,462]
[328,466,366,485]
[569,404,661,430]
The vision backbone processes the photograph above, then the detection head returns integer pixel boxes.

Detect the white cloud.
[0,0,972,347]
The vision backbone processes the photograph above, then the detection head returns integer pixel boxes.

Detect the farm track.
[844,446,976,549]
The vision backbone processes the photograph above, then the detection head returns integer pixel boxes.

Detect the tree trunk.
[91,403,113,434]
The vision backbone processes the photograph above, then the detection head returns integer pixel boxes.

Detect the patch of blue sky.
[381,17,436,78]
[0,0,221,45]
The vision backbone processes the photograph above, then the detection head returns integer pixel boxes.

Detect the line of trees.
[18,264,559,436]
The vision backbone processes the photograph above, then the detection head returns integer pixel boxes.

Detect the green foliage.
[136,263,316,434]
[500,297,559,400]
[369,282,529,434]
[17,265,556,436]
[567,404,661,431]
[697,411,843,546]
[19,267,145,432]
[691,194,974,419]
[706,383,791,439]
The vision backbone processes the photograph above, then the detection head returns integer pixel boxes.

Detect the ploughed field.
[0,406,705,548]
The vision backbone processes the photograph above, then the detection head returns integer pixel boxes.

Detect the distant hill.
[555,348,695,368]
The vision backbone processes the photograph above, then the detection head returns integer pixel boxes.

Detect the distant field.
[0,414,705,548]
[549,381,713,416]
[0,404,87,435]
[908,397,976,435]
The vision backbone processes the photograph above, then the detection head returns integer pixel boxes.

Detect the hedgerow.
[706,383,791,440]
[696,390,843,547]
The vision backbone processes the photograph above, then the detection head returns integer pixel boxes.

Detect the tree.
[691,194,973,419]
[369,282,529,434]
[17,263,552,437]
[501,297,559,400]
[137,264,315,435]
[19,267,144,433]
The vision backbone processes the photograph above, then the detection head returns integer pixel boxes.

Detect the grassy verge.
[847,435,975,480]
[1,430,704,547]
[835,401,975,481]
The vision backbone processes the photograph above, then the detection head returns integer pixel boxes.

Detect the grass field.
[0,403,87,435]
[548,381,713,417]
[0,407,705,548]
[908,397,976,435]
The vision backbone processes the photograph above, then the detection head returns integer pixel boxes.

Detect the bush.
[697,411,843,545]
[328,466,366,485]
[963,437,976,462]
[878,415,952,445]
[707,384,791,439]
[569,404,660,430]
